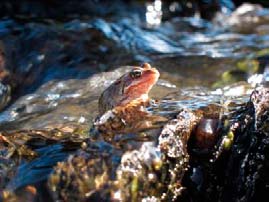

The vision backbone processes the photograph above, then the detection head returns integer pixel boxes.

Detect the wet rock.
[0,128,85,197]
[184,86,269,202]
[115,143,164,201]
[219,3,269,33]
[194,118,220,149]
[49,141,117,202]
[224,87,269,201]
[159,109,198,158]
[157,109,198,201]
[207,87,269,201]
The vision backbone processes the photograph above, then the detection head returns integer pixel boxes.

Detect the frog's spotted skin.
[98,63,159,115]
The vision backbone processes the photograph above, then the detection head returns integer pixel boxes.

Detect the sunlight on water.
[146,0,162,26]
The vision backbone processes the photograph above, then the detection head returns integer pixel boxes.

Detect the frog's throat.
[119,93,149,106]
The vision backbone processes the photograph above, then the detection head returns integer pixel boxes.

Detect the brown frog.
[98,63,159,114]
[94,63,164,139]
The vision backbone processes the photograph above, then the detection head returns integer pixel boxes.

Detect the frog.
[98,63,160,115]
[93,63,166,139]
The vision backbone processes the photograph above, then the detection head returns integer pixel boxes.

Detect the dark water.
[0,1,269,201]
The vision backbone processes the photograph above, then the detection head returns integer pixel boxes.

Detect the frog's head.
[99,63,159,114]
[120,63,159,104]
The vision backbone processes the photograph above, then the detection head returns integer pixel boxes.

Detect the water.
[0,1,269,201]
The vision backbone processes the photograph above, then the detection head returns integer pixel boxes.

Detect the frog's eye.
[129,69,142,79]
